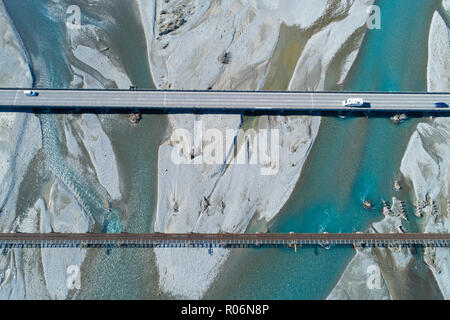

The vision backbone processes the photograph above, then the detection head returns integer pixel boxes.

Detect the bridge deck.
[0,233,448,248]
[0,89,449,112]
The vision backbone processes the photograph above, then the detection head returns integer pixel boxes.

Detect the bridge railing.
[0,233,449,248]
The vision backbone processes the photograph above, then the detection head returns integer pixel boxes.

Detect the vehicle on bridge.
[342,98,365,107]
[24,90,38,97]
[434,102,448,108]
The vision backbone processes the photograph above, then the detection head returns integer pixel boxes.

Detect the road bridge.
[0,233,448,248]
[0,89,449,113]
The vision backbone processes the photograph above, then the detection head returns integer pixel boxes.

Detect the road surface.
[0,89,449,112]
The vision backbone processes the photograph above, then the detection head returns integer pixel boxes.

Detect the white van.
[342,98,364,107]
[24,90,38,96]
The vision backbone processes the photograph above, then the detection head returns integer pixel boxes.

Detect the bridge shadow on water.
[1,107,450,118]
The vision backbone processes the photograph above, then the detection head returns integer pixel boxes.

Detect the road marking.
[13,90,20,106]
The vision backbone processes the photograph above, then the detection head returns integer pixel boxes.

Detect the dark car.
[434,102,448,108]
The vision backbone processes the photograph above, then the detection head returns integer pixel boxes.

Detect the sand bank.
[138,0,375,299]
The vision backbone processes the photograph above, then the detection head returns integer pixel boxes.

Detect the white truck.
[342,98,364,107]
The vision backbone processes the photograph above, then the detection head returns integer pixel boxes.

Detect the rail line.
[0,233,448,248]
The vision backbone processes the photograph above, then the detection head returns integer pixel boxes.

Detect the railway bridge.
[0,233,449,249]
